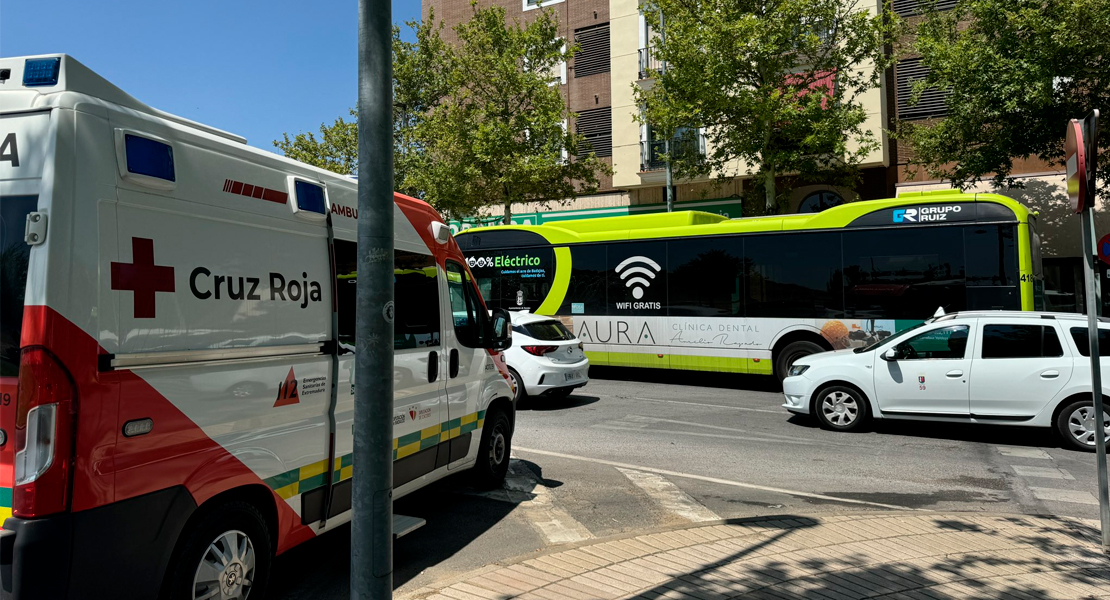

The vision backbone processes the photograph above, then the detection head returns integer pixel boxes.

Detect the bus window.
[668,237,743,317]
[843,227,965,318]
[466,247,554,311]
[559,245,607,315]
[607,241,667,316]
[745,232,843,319]
[964,225,1020,310]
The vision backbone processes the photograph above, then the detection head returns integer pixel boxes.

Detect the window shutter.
[893,0,957,17]
[896,58,949,120]
[574,24,610,78]
[575,107,612,158]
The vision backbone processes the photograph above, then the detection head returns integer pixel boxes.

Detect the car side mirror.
[881,348,898,362]
[487,308,512,351]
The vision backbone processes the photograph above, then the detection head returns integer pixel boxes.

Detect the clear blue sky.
[2,0,423,151]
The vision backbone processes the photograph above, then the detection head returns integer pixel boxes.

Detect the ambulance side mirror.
[487,308,512,351]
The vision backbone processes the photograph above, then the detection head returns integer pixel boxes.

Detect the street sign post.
[1068,110,1110,554]
[354,0,395,596]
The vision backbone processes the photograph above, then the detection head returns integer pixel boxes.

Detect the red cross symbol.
[111,237,176,319]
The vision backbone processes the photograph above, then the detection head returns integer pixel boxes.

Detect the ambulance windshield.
[1,195,36,376]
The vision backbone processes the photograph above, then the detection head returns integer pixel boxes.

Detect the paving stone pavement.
[398,513,1110,600]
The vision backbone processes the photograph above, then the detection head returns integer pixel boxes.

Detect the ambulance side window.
[446,260,487,348]
[334,241,440,350]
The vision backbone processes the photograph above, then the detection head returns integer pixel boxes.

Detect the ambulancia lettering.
[189,267,322,308]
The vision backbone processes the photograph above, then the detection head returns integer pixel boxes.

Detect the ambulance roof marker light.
[23,57,61,87]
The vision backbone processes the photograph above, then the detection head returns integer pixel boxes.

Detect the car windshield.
[854,320,930,353]
[521,320,574,341]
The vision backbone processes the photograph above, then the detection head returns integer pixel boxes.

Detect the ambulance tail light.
[13,348,77,518]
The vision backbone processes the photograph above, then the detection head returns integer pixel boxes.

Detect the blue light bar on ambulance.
[294,180,327,214]
[23,58,61,87]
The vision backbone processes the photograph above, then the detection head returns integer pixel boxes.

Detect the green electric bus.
[456,190,1043,379]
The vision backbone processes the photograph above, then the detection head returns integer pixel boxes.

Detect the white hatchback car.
[504,311,589,403]
[782,311,1110,451]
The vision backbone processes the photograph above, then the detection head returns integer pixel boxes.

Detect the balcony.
[638,47,661,80]
[640,135,706,172]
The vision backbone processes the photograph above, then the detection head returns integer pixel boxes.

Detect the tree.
[274,109,357,176]
[900,0,1110,198]
[636,0,898,213]
[408,5,610,223]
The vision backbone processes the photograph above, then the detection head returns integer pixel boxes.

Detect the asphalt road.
[271,367,1108,599]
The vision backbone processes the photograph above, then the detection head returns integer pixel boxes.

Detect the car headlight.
[787,364,810,377]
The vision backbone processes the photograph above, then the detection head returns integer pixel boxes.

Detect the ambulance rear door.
[1,109,53,526]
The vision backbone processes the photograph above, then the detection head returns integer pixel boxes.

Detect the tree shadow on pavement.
[620,515,1110,600]
[268,470,526,599]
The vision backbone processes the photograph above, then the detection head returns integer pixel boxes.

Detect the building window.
[797,191,844,213]
[893,0,957,17]
[896,58,950,120]
[523,0,565,12]
[574,23,610,78]
[576,107,612,158]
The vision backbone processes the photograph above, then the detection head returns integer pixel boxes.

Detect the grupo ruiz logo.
[893,205,962,223]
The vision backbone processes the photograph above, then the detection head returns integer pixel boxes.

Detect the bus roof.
[456,190,1032,246]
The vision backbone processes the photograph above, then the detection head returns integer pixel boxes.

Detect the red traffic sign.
[1099,232,1110,266]
[1066,119,1089,213]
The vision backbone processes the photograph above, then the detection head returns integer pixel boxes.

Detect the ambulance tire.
[472,407,512,490]
[167,500,272,600]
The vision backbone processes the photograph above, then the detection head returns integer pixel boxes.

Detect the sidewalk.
[399,513,1110,600]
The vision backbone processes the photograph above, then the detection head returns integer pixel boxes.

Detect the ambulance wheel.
[169,501,272,600]
[473,407,512,490]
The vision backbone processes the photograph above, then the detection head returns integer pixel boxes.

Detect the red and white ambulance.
[0,54,515,600]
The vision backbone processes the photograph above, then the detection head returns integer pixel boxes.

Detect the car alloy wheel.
[821,390,859,427]
[193,529,256,600]
[1066,404,1110,448]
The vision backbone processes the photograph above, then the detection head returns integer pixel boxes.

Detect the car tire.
[1055,397,1109,452]
[508,368,526,405]
[775,341,825,381]
[472,407,512,490]
[167,501,272,600]
[813,385,869,432]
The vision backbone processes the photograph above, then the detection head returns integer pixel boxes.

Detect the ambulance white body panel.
[0,55,514,600]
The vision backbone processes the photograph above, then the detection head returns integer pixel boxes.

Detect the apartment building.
[426,0,895,226]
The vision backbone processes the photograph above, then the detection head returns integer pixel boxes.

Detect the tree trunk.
[503,200,512,225]
[763,166,776,213]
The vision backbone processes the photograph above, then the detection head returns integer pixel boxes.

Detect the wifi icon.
[615,255,661,299]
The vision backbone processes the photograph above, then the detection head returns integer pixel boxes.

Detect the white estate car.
[782,311,1110,451]
[505,311,589,403]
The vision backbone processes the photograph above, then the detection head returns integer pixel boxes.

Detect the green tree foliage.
[637,0,898,213]
[274,109,357,176]
[408,5,610,222]
[275,7,609,222]
[901,0,1110,197]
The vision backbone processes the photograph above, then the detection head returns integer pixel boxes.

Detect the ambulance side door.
[390,250,448,489]
[443,260,489,468]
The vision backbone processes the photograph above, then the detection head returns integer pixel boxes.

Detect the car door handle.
[946,370,963,378]
[449,349,460,378]
[427,351,439,383]
[1040,370,1060,379]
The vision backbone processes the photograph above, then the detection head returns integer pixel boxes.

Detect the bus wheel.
[814,385,869,432]
[774,340,824,381]
[169,501,272,600]
[472,408,512,490]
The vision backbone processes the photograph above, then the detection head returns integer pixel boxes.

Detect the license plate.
[564,371,578,381]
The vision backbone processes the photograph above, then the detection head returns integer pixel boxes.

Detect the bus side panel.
[1018,222,1034,310]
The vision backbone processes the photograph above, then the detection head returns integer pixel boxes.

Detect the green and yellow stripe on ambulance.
[1,486,11,524]
[262,409,487,501]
